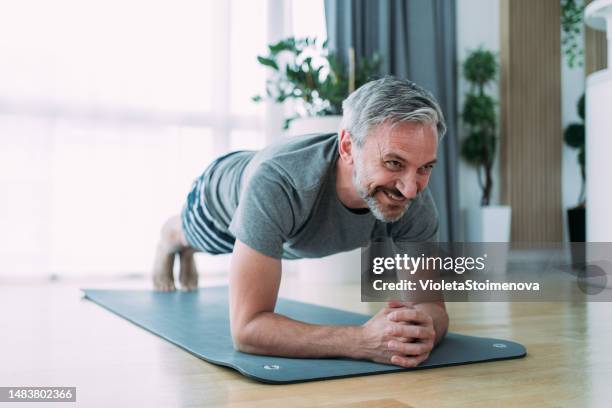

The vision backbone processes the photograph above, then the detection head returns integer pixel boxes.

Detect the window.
[0,0,326,278]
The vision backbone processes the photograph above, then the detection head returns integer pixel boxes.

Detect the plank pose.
[153,77,449,368]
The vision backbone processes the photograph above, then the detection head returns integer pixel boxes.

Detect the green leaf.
[256,56,279,70]
[577,93,585,121]
[268,38,296,54]
[563,123,585,148]
[578,147,586,181]
[282,114,300,130]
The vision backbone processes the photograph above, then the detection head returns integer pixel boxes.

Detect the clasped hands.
[359,301,436,368]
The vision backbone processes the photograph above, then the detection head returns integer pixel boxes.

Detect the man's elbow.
[231,326,250,353]
[231,321,261,354]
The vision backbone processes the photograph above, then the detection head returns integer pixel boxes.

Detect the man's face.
[351,121,438,222]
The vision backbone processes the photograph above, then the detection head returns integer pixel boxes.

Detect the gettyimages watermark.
[360,242,612,302]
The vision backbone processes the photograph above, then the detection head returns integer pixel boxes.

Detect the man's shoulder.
[245,132,338,191]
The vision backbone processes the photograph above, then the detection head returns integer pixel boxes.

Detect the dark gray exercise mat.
[82,287,526,384]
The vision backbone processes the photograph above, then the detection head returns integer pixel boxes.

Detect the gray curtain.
[325,0,460,242]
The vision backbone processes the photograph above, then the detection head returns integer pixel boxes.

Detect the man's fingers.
[387,340,431,356]
[390,352,430,368]
[387,300,416,308]
[385,323,435,340]
[387,308,433,325]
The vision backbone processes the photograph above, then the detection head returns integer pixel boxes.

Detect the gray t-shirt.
[202,133,439,259]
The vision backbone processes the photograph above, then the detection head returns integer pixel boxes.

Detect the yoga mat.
[82,287,526,384]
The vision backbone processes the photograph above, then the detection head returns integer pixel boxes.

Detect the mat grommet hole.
[492,343,507,348]
[263,364,280,370]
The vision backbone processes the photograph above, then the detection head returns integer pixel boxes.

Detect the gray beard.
[352,165,409,223]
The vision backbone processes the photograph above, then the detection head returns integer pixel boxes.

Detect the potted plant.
[460,48,511,242]
[561,0,587,265]
[253,36,381,135]
[564,94,586,266]
[564,93,586,240]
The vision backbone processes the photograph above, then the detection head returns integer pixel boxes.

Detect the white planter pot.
[288,115,342,137]
[464,206,512,242]
[464,206,512,278]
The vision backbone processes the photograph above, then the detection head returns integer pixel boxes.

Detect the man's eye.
[386,160,402,169]
[419,164,435,174]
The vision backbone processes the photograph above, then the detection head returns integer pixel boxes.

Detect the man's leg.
[178,247,199,291]
[152,215,199,291]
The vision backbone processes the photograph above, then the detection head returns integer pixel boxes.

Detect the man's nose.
[396,171,419,200]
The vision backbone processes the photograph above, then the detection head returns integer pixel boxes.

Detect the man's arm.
[229,239,361,358]
[229,239,436,366]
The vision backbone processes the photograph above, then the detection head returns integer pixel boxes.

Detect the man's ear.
[338,129,355,164]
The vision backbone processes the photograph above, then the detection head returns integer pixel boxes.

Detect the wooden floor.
[1,275,611,408]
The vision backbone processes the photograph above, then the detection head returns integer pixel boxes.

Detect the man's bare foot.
[179,249,199,291]
[153,243,176,291]
[153,215,200,291]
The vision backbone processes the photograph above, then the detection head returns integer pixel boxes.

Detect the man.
[152,77,449,368]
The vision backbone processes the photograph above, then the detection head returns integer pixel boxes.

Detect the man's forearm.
[235,312,363,359]
[413,302,449,345]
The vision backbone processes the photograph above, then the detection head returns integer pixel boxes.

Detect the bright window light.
[0,0,327,279]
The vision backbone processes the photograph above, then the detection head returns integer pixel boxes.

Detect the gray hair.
[340,76,446,147]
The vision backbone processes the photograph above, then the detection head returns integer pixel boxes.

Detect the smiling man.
[152,77,449,368]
